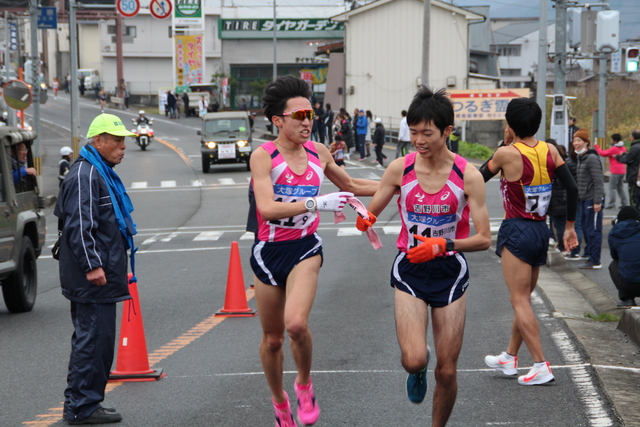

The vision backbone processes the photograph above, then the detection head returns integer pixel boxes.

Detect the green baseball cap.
[86,113,137,138]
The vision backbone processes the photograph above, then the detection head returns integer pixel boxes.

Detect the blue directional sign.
[37,7,57,30]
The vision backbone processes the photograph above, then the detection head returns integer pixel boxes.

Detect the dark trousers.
[375,142,385,166]
[630,184,640,208]
[357,134,366,159]
[549,215,566,252]
[580,200,603,264]
[64,302,117,422]
[609,259,640,301]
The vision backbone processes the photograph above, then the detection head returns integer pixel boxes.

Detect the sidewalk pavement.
[538,249,640,426]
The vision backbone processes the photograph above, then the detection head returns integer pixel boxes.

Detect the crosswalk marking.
[337,228,362,237]
[193,231,223,241]
[161,232,179,242]
[131,182,147,188]
[240,232,254,240]
[161,180,177,187]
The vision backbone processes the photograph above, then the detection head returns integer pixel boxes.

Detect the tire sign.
[116,0,140,18]
[150,0,173,20]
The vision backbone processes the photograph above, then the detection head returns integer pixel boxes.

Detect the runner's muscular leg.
[506,265,540,356]
[394,288,429,373]
[285,255,321,386]
[501,248,545,362]
[431,294,466,427]
[254,275,287,403]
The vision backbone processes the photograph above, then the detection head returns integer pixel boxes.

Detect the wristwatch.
[305,198,317,213]
[445,239,455,252]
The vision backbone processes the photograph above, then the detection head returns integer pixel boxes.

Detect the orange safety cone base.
[214,308,256,317]
[109,369,166,383]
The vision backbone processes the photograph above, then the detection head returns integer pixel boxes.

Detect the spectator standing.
[65,73,70,93]
[78,78,85,97]
[161,91,169,117]
[312,102,325,145]
[574,128,604,269]
[567,117,579,146]
[339,112,354,154]
[372,117,385,168]
[608,206,640,307]
[122,84,130,111]
[355,109,368,160]
[449,127,461,153]
[167,91,177,119]
[616,129,640,208]
[564,145,584,260]
[595,133,628,209]
[546,139,568,253]
[55,114,137,425]
[239,98,247,111]
[182,92,190,117]
[58,146,73,188]
[365,110,374,158]
[198,95,208,118]
[396,110,410,158]
[324,103,334,145]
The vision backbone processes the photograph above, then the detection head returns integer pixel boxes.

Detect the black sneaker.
[578,261,602,269]
[67,407,122,425]
[617,299,637,307]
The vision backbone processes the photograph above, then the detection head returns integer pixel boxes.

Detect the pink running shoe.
[272,392,297,427]
[294,378,320,426]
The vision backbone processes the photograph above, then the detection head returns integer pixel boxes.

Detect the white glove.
[315,192,354,212]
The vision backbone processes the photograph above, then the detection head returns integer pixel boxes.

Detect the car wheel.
[202,155,210,173]
[2,236,37,313]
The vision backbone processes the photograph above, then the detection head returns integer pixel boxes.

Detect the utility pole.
[597,0,610,141]
[421,0,430,86]
[272,1,277,82]
[536,0,549,141]
[29,0,41,177]
[69,0,80,157]
[553,0,567,96]
[115,13,123,98]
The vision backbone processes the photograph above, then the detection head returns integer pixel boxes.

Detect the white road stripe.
[161,180,177,187]
[218,178,236,185]
[337,228,362,237]
[160,232,179,242]
[193,231,223,241]
[131,181,147,188]
[191,180,205,187]
[240,232,254,240]
[382,226,402,234]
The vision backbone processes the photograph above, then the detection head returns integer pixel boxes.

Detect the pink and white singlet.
[396,153,470,253]
[255,141,324,242]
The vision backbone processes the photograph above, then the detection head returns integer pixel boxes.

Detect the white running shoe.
[484,352,518,376]
[518,361,555,385]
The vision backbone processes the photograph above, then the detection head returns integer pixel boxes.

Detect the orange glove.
[356,212,377,232]
[406,235,446,263]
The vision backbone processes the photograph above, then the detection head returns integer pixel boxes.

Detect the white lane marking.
[193,231,223,241]
[382,226,401,234]
[131,181,147,188]
[142,233,163,245]
[490,221,502,233]
[218,178,235,185]
[337,228,362,237]
[240,232,254,240]
[191,180,205,187]
[161,180,177,187]
[160,232,179,242]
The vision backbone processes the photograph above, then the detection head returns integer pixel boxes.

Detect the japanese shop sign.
[175,35,203,88]
[220,19,344,39]
[174,0,202,26]
[448,89,530,121]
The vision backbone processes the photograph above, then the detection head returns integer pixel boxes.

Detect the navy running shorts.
[250,233,323,287]
[390,251,470,307]
[496,217,548,267]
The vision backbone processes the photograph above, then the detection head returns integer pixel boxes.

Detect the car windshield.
[205,119,248,135]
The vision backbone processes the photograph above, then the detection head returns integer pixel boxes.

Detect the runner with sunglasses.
[248,75,379,427]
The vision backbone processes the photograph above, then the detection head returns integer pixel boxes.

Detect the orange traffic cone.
[109,274,165,382]
[215,241,257,317]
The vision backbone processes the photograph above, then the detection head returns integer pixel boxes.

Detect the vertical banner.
[300,71,313,90]
[174,0,203,26]
[175,35,203,91]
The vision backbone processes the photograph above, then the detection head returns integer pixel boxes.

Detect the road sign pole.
[69,0,81,158]
[29,0,41,178]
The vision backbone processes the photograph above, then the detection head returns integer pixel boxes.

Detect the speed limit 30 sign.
[117,0,140,18]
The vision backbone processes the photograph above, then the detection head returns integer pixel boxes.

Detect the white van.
[77,69,100,89]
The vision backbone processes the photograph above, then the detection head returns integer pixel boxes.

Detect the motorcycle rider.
[134,110,150,126]
[59,146,73,188]
[0,111,8,125]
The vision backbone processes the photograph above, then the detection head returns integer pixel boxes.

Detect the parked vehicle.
[77,68,100,90]
[131,118,154,151]
[0,127,46,313]
[198,112,252,173]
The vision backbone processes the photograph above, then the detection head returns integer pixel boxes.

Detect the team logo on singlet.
[415,193,425,203]
[285,173,294,183]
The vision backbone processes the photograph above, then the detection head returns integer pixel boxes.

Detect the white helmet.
[60,146,73,156]
[2,111,7,119]
[138,110,145,115]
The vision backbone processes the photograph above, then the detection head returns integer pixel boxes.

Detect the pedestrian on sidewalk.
[365,110,374,158]
[396,110,410,158]
[248,75,379,427]
[546,139,568,253]
[608,206,640,307]
[574,128,605,269]
[595,133,628,210]
[372,117,385,168]
[479,97,578,386]
[356,85,491,426]
[55,113,137,425]
[355,109,368,160]
[616,130,640,208]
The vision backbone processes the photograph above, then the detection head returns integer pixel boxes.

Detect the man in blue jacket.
[55,113,137,425]
[608,206,640,307]
[355,109,368,160]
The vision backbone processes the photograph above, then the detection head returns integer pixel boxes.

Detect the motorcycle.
[131,118,154,151]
